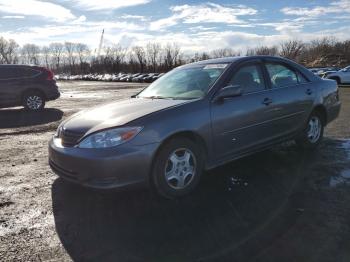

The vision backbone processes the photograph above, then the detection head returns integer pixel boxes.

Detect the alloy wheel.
[307,116,322,143]
[164,148,196,190]
[26,95,43,110]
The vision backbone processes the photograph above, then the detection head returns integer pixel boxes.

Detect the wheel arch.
[155,130,208,161]
[328,76,341,84]
[312,104,328,124]
[149,130,209,184]
[22,88,47,101]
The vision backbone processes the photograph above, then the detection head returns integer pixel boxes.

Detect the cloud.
[1,20,145,46]
[72,15,87,24]
[4,23,350,54]
[0,0,75,22]
[120,14,148,21]
[2,15,25,19]
[281,0,350,17]
[70,0,151,11]
[149,3,257,30]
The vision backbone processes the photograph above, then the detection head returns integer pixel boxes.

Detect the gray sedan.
[49,56,341,198]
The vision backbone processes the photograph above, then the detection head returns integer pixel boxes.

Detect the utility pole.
[97,29,104,58]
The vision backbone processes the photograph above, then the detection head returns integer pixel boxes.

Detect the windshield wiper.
[143,96,171,99]
[171,97,198,100]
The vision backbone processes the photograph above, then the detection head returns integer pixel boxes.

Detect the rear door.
[210,60,277,160]
[262,61,315,138]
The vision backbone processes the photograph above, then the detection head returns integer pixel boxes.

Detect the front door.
[210,62,276,160]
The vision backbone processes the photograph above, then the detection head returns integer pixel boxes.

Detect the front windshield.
[137,64,229,100]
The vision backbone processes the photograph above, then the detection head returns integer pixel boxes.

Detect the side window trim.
[227,62,268,95]
[263,61,308,89]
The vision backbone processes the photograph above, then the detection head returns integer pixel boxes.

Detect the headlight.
[78,127,143,148]
[54,125,62,138]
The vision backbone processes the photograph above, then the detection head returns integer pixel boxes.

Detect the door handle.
[262,97,273,105]
[306,89,313,95]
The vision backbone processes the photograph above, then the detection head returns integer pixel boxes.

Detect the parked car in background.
[132,73,147,82]
[49,56,340,198]
[55,72,165,83]
[0,65,60,110]
[143,73,159,83]
[309,68,321,74]
[326,66,350,84]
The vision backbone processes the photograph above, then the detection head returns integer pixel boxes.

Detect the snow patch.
[60,91,110,99]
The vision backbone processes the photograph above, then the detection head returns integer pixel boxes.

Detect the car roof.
[0,64,38,68]
[185,55,297,66]
[183,55,319,81]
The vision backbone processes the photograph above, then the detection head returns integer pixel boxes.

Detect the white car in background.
[327,66,350,84]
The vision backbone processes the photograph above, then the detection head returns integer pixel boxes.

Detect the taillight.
[46,69,54,80]
[34,66,54,80]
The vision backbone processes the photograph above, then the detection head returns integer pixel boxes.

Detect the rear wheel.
[23,91,45,111]
[295,112,324,149]
[152,137,204,199]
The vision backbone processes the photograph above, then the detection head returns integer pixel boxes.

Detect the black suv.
[0,65,60,110]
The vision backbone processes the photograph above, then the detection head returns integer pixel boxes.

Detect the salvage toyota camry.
[49,56,341,198]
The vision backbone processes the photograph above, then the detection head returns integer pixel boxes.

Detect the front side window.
[228,64,265,94]
[138,64,228,100]
[266,63,300,88]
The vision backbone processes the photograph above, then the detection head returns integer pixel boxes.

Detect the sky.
[0,0,350,53]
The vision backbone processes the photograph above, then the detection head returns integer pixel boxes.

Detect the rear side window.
[17,68,41,78]
[265,63,306,88]
[0,67,40,80]
[229,64,266,94]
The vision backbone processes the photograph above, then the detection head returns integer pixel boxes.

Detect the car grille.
[60,128,84,147]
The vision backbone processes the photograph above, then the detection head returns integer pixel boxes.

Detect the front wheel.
[295,112,324,149]
[23,91,45,111]
[152,138,204,199]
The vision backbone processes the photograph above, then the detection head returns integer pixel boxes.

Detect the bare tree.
[76,43,90,74]
[21,44,40,65]
[163,43,181,70]
[65,42,77,74]
[279,40,304,60]
[246,46,278,56]
[49,43,64,71]
[0,37,19,64]
[146,42,161,72]
[132,46,147,72]
[41,46,51,68]
[211,48,240,58]
[106,44,126,72]
[190,52,210,62]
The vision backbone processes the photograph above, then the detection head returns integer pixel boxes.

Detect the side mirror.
[214,85,242,102]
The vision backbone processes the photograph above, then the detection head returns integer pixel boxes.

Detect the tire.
[295,111,324,150]
[23,91,45,111]
[152,137,204,199]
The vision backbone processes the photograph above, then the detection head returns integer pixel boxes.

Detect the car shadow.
[51,139,345,262]
[0,108,63,128]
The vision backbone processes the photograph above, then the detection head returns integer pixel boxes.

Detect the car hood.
[62,98,190,135]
